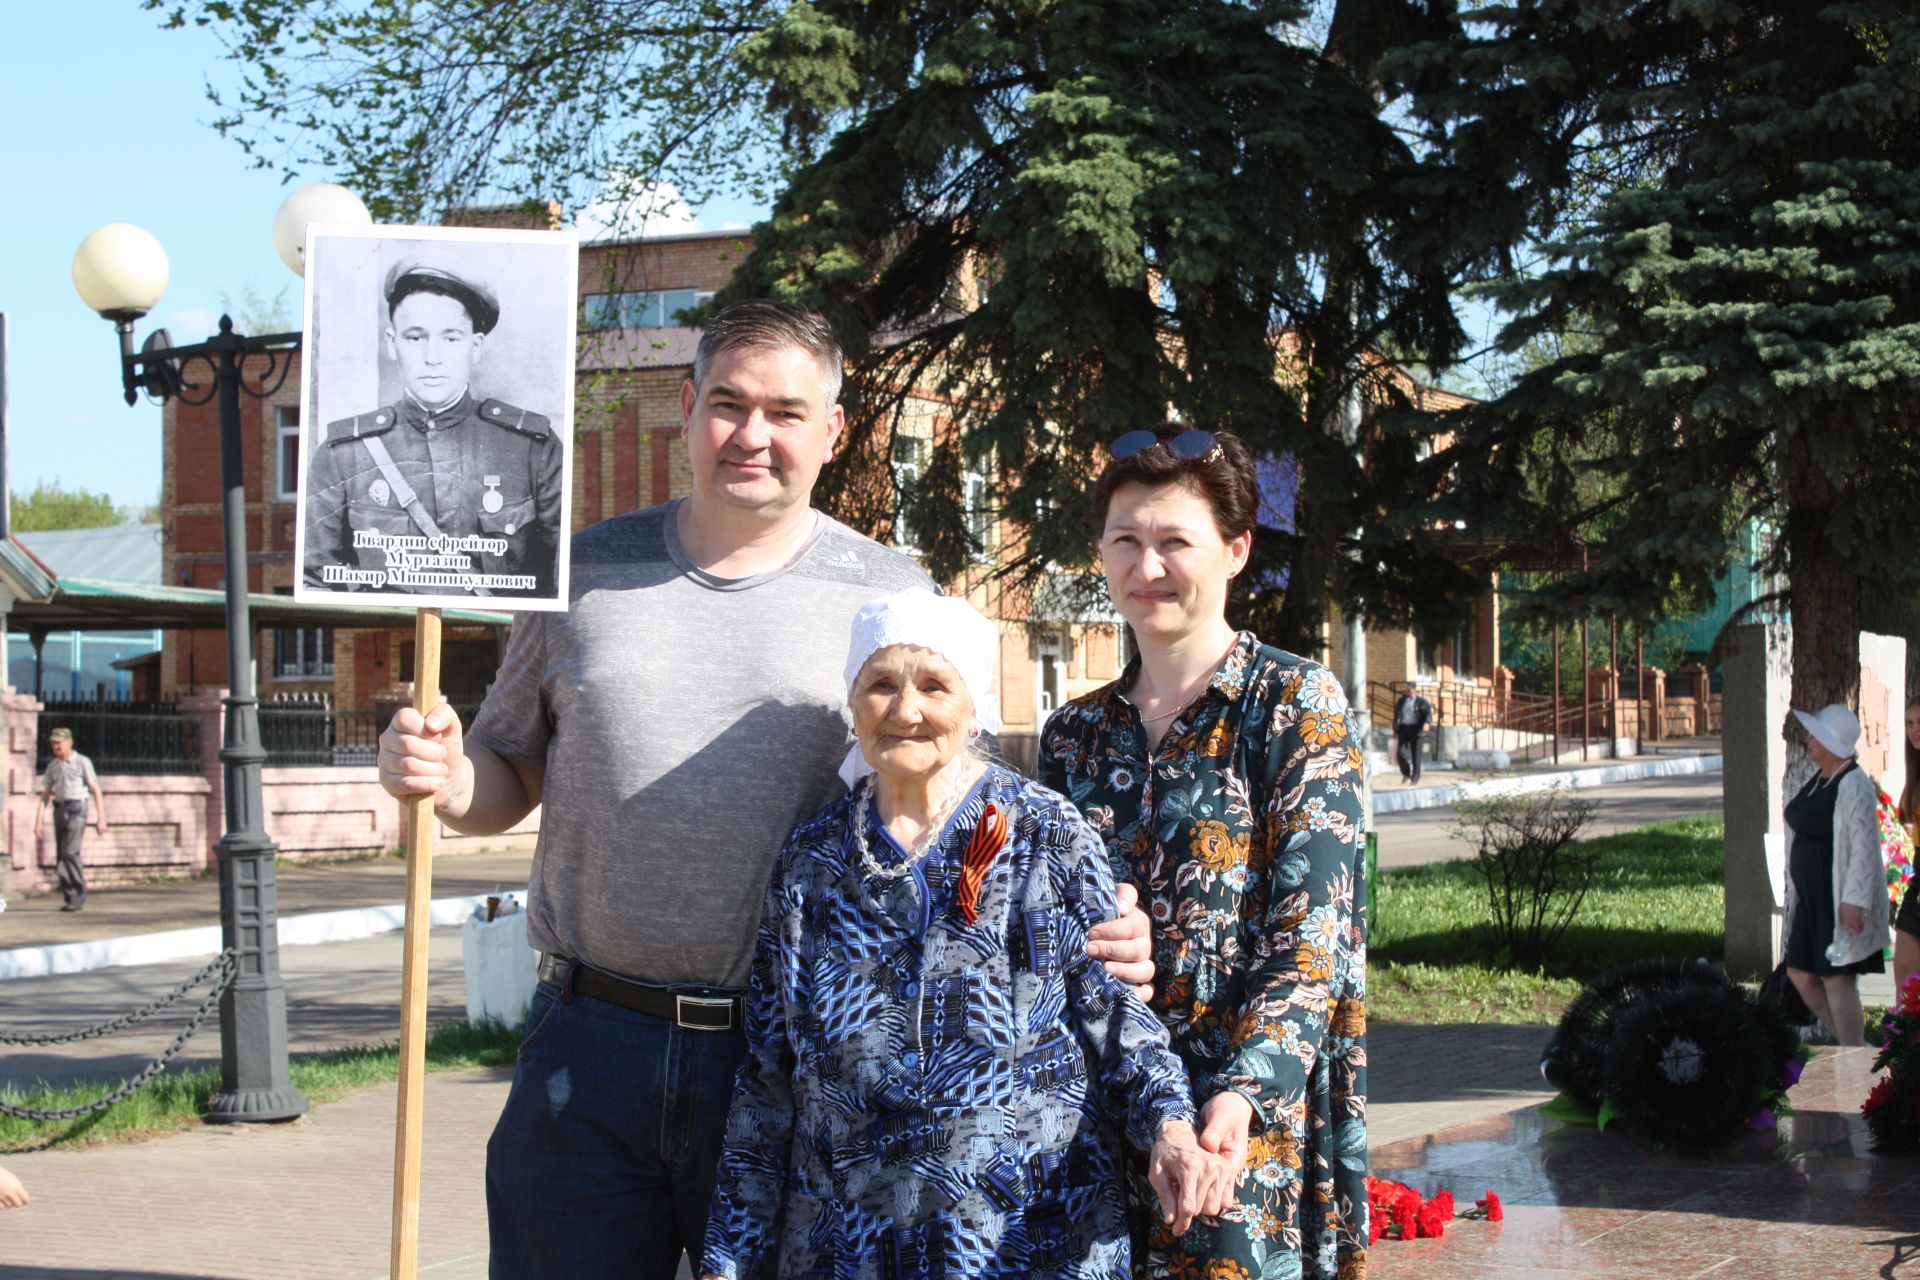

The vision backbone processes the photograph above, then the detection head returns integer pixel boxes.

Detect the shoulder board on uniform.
[479,399,552,440]
[325,408,400,444]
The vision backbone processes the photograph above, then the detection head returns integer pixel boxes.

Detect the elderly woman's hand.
[1196,1090,1254,1215]
[1147,1119,1212,1238]
[1840,902,1866,935]
[1088,882,1155,1000]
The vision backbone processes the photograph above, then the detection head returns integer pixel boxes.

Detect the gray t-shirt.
[469,501,934,988]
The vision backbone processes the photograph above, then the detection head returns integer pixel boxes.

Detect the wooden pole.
[390,607,442,1280]
[1610,614,1620,738]
[1552,622,1562,765]
[1636,625,1647,755]
[1581,614,1591,761]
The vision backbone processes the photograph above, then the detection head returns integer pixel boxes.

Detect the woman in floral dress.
[1039,428,1369,1280]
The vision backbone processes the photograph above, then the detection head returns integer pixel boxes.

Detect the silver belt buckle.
[675,994,736,1031]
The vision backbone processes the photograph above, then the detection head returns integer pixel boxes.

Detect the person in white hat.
[1783,703,1893,1046]
[698,588,1219,1279]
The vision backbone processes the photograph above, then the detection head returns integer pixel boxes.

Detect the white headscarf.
[839,588,1003,786]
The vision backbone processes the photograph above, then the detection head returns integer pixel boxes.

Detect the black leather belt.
[538,956,742,1032]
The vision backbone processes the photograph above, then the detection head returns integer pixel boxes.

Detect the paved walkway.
[1,847,536,952]
[1368,1046,1915,1278]
[0,1020,1556,1280]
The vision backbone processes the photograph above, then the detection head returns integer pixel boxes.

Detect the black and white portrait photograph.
[293,223,577,610]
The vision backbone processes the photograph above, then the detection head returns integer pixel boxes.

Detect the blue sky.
[0,6,763,512]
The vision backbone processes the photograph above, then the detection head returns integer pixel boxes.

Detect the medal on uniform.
[369,478,391,506]
[482,475,504,514]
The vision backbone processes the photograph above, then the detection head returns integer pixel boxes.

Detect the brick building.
[158,219,1492,754]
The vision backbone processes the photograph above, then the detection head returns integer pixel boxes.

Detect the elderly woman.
[1039,427,1368,1279]
[700,589,1215,1280]
[1784,703,1892,1046]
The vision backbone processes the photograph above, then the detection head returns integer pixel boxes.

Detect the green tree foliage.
[157,0,1549,654]
[145,0,786,223]
[1427,1,1920,708]
[11,481,130,532]
[723,0,1501,652]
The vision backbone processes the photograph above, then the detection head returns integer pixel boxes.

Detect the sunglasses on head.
[1108,428,1219,462]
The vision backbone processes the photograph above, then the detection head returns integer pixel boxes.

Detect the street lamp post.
[71,185,371,1121]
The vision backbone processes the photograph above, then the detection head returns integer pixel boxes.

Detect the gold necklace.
[1130,666,1216,728]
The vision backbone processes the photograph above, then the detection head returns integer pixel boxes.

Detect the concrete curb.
[0,890,527,982]
[1374,753,1724,815]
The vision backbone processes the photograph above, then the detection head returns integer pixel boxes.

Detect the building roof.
[15,523,164,584]
[0,547,512,633]
[22,577,514,632]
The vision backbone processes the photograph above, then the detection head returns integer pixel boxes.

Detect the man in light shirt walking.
[35,727,107,912]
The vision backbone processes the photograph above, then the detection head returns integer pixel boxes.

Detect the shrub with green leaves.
[1451,785,1600,971]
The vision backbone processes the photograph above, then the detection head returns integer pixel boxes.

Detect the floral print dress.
[702,764,1197,1280]
[1039,633,1369,1280]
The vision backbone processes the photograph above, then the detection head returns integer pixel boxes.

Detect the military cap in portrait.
[383,259,502,335]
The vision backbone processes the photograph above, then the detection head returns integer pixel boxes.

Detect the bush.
[1451,784,1600,970]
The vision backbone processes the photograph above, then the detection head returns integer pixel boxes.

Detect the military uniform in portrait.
[303,392,563,597]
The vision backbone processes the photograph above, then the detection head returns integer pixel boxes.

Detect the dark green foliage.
[161,0,1529,651]
[726,0,1504,640]
[1427,1,1920,705]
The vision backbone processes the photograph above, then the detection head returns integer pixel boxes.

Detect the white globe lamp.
[272,182,373,276]
[72,223,170,320]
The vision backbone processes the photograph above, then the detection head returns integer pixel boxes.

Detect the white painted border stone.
[1373,754,1724,815]
[0,891,521,982]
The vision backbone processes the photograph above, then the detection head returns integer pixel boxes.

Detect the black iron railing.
[258,697,384,767]
[257,697,487,767]
[35,699,203,775]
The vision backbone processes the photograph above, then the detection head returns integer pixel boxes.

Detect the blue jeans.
[487,980,749,1279]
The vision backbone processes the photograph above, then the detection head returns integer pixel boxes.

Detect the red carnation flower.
[1477,1190,1504,1222]
[1416,1200,1449,1239]
[1863,1078,1891,1116]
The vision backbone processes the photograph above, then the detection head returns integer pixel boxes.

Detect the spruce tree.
[169,0,1525,655]
[1434,0,1920,709]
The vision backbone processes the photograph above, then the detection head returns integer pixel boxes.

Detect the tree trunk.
[1784,431,1862,717]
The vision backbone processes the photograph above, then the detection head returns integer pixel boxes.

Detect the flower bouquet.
[1365,1177,1501,1242]
[1880,791,1914,910]
[1862,973,1920,1150]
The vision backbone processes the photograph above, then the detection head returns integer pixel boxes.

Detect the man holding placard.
[376,300,1155,1278]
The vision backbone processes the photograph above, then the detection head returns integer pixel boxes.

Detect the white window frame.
[1034,629,1067,725]
[891,436,930,553]
[964,466,993,560]
[275,405,301,501]
[582,288,716,331]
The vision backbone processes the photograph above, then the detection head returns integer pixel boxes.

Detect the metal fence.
[257,696,486,767]
[259,695,383,767]
[35,699,202,775]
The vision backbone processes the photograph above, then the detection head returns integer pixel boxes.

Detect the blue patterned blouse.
[701,764,1197,1280]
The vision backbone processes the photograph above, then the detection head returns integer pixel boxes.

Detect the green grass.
[1370,815,1725,1024]
[0,1018,521,1153]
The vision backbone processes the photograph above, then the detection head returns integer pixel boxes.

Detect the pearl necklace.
[852,762,983,880]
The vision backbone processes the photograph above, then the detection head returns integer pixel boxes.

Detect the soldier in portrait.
[302,259,564,598]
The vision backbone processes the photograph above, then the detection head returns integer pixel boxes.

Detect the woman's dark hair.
[1090,426,1259,540]
[1901,699,1920,832]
